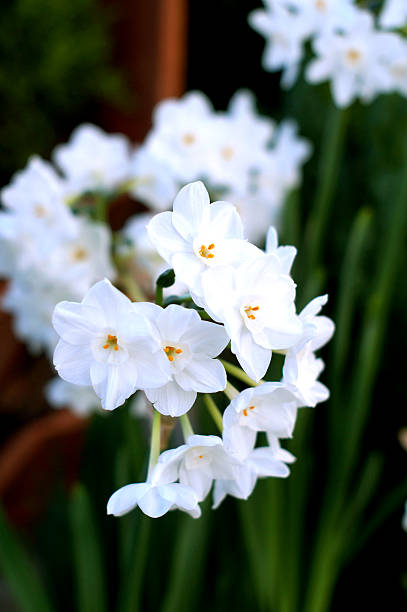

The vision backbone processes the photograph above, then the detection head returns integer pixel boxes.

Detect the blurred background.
[0,0,406,610]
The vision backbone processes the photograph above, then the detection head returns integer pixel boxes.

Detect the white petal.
[157,483,200,513]
[53,339,92,385]
[232,328,271,382]
[207,201,244,239]
[137,486,173,518]
[172,181,209,239]
[90,362,137,411]
[183,320,229,357]
[175,358,226,393]
[249,448,290,478]
[107,483,150,516]
[157,304,200,342]
[145,381,196,416]
[147,211,190,263]
[82,279,132,328]
[332,72,355,108]
[53,301,102,344]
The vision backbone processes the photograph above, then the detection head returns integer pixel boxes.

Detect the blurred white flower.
[52,279,171,411]
[53,124,132,195]
[283,340,329,407]
[147,181,260,298]
[131,303,229,416]
[306,11,394,107]
[46,377,99,415]
[128,146,177,211]
[265,226,297,274]
[202,253,303,381]
[145,92,213,183]
[380,0,407,29]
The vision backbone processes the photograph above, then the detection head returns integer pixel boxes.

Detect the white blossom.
[147,181,260,298]
[128,147,177,211]
[222,383,298,460]
[131,303,229,416]
[52,279,171,411]
[107,462,200,519]
[283,340,329,407]
[380,0,407,29]
[202,253,303,381]
[53,124,132,195]
[46,377,99,415]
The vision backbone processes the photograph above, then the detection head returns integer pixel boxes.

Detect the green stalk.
[147,410,161,479]
[93,193,109,223]
[221,359,260,386]
[303,106,349,298]
[0,505,54,612]
[155,284,163,307]
[203,394,223,432]
[117,515,152,612]
[70,484,107,612]
[180,414,194,439]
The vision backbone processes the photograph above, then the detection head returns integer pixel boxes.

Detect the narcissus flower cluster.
[52,182,334,519]
[249,0,407,107]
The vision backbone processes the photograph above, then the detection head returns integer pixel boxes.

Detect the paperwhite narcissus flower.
[298,294,335,351]
[222,383,298,460]
[283,340,329,407]
[145,92,213,183]
[202,253,303,381]
[52,279,171,411]
[49,217,115,295]
[380,0,407,29]
[158,435,239,501]
[147,181,261,298]
[265,226,297,275]
[53,124,132,195]
[306,11,394,108]
[131,303,229,416]
[128,147,177,211]
[107,462,201,519]
[213,435,295,508]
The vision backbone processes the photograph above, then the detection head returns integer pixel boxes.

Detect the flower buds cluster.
[52,181,334,519]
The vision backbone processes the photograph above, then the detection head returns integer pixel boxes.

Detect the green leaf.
[69,484,107,612]
[0,504,54,612]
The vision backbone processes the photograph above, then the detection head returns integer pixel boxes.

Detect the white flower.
[53,124,132,195]
[298,294,335,351]
[107,462,200,518]
[52,279,171,411]
[46,377,99,415]
[380,0,407,29]
[3,273,81,357]
[265,226,297,275]
[131,303,229,416]
[147,181,260,298]
[249,2,310,87]
[49,216,115,295]
[213,435,294,508]
[283,340,329,407]
[222,383,298,460]
[122,213,187,296]
[0,157,77,271]
[145,92,213,182]
[128,147,177,211]
[226,189,283,245]
[158,435,238,501]
[306,11,394,107]
[202,91,274,192]
[202,253,303,381]
[382,34,407,98]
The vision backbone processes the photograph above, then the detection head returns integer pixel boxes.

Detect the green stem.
[155,284,163,307]
[93,193,109,223]
[224,381,239,401]
[203,395,223,433]
[304,106,348,291]
[147,410,161,479]
[221,360,260,386]
[180,414,194,440]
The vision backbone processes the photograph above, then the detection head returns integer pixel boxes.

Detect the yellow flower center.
[221,146,235,160]
[182,132,196,146]
[103,334,119,351]
[243,405,255,417]
[346,49,361,65]
[244,305,260,320]
[34,204,46,218]
[199,243,215,259]
[164,345,183,362]
[72,247,88,261]
[315,0,327,12]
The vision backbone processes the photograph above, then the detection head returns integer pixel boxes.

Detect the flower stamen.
[244,305,260,320]
[103,334,119,351]
[199,243,215,259]
[164,345,183,362]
